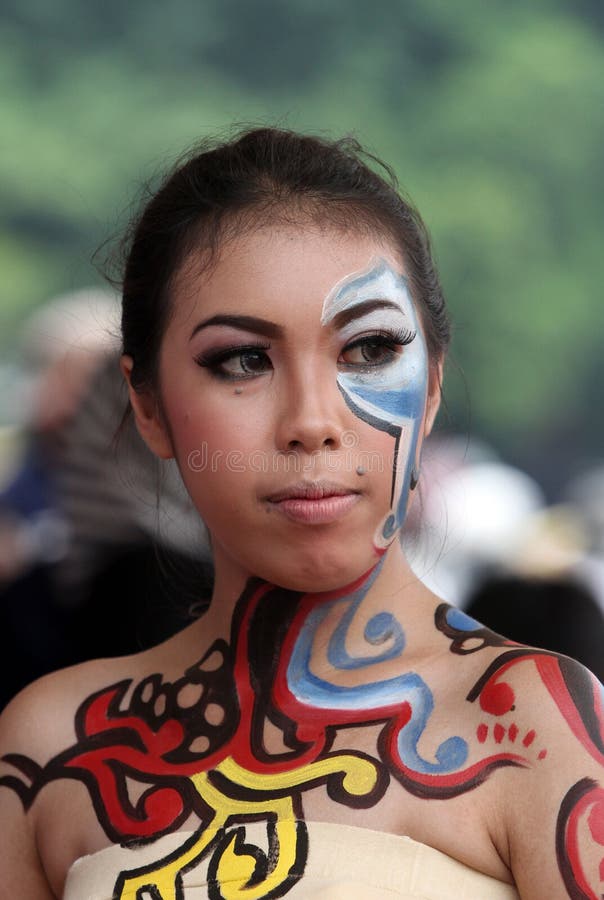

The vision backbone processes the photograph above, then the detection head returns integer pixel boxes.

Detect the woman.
[0,128,602,899]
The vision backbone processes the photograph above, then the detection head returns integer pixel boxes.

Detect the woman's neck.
[195,538,437,658]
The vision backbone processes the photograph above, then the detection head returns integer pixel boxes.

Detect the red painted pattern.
[522,730,536,748]
[476,724,488,744]
[479,681,515,716]
[558,781,604,900]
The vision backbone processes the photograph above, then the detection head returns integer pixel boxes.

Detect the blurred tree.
[1,0,602,493]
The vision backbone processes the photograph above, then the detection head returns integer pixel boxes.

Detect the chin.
[255,546,380,596]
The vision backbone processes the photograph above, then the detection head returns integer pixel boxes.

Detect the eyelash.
[194,327,417,381]
[340,327,416,369]
[194,343,272,381]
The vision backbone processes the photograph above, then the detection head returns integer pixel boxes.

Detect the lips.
[266,480,360,502]
[265,481,362,525]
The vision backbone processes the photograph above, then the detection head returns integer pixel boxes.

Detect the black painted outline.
[434,603,511,655]
[555,777,599,900]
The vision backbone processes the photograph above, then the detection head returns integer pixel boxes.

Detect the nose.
[274,365,347,454]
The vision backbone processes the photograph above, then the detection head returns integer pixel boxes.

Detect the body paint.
[556,778,604,900]
[438,603,604,894]
[2,258,603,897]
[321,258,428,549]
[282,563,468,775]
[3,578,561,900]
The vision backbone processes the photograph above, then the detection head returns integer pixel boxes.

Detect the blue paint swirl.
[364,612,399,645]
[445,608,482,633]
[381,514,398,540]
[287,560,469,775]
[287,624,468,774]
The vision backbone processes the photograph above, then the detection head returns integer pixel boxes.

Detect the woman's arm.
[0,792,56,899]
[505,657,604,899]
[0,678,74,900]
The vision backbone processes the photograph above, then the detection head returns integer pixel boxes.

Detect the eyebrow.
[189,299,405,342]
[189,314,283,341]
[332,298,406,330]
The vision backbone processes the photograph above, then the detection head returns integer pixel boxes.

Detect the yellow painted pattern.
[116,753,379,900]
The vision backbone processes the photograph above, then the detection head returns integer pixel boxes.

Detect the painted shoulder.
[0,622,194,758]
[0,657,132,769]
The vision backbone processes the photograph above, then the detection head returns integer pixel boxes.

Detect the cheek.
[162,383,255,459]
[175,443,252,540]
[160,386,268,512]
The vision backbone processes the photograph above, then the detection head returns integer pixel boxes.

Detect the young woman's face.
[144,225,440,592]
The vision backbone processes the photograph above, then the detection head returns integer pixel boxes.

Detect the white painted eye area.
[340,328,416,369]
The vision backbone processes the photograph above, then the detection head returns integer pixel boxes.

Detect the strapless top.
[63,821,520,899]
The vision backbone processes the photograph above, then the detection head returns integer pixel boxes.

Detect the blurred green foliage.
[1,0,603,491]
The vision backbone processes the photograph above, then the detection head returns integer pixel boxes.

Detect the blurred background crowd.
[1,0,603,708]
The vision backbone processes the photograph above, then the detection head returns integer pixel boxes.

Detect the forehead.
[170,225,408,329]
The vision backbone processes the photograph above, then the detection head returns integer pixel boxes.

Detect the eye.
[195,344,272,381]
[342,337,398,366]
[340,328,416,369]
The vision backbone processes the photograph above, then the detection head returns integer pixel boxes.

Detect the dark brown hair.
[120,127,450,394]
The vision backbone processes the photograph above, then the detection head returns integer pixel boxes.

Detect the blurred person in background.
[0,289,119,706]
[0,290,210,709]
[405,437,546,605]
[0,288,118,581]
[406,435,604,679]
[463,505,604,682]
[465,573,604,682]
[563,463,604,615]
[409,438,604,678]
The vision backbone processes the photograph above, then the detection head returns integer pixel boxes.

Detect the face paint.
[322,258,428,549]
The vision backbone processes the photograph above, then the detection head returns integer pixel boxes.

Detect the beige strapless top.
[63,821,520,899]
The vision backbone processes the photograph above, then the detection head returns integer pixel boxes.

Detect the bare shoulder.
[0,651,157,763]
[0,631,196,819]
[432,602,602,749]
[0,633,202,899]
[429,604,604,897]
[1,663,105,766]
[433,603,603,784]
[459,638,603,765]
[0,623,201,773]
[0,656,138,900]
[469,643,603,898]
[498,651,604,899]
